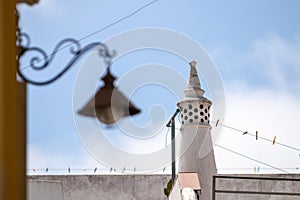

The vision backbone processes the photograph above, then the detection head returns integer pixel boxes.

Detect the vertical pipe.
[171,119,176,184]
[167,109,180,184]
[166,109,179,184]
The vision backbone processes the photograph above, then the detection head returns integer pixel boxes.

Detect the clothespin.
[46,168,48,172]
[272,136,277,145]
[163,167,166,172]
[68,167,71,173]
[94,167,97,173]
[242,131,248,135]
[133,167,136,172]
[110,167,113,173]
[33,168,36,172]
[216,119,219,127]
[256,131,258,140]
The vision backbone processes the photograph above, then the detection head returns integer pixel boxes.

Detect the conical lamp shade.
[78,70,141,125]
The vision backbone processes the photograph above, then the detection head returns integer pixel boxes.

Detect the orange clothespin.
[272,136,277,145]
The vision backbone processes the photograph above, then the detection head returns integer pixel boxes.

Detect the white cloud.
[252,34,300,90]
[215,34,300,96]
[216,87,300,172]
[215,34,300,173]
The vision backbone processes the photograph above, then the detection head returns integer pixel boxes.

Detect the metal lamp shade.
[78,70,141,125]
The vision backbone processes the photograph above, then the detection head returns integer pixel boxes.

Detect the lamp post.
[166,108,180,184]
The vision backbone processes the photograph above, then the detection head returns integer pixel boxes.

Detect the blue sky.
[18,0,300,174]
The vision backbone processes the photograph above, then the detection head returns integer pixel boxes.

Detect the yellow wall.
[0,1,26,199]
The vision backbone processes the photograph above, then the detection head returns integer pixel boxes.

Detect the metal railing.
[212,175,300,200]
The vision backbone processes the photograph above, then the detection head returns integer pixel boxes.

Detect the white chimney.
[177,61,217,200]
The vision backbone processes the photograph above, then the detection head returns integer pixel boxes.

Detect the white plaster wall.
[215,174,300,200]
[27,175,170,200]
[27,174,300,200]
[27,180,63,200]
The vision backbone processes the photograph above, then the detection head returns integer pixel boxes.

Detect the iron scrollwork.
[17,32,116,86]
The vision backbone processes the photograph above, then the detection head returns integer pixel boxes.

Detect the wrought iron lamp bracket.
[17,31,116,86]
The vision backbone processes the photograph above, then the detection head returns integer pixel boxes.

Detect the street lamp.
[77,66,141,125]
[17,31,141,124]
